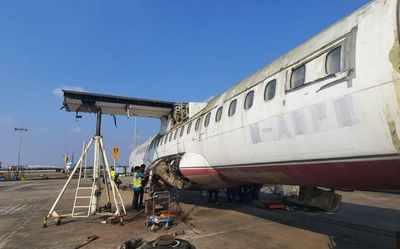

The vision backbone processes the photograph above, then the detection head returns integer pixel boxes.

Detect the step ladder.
[72,161,94,217]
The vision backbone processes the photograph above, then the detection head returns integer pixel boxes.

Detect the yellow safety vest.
[111,170,116,181]
[133,172,142,189]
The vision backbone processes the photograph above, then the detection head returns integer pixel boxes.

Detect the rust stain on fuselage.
[389,36,400,102]
[387,34,400,152]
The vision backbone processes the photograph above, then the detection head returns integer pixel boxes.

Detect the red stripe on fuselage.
[179,157,400,189]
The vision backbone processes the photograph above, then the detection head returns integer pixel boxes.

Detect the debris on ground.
[119,235,193,249]
[74,235,99,249]
[119,238,143,249]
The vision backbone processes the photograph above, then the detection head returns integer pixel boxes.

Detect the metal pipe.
[95,111,102,136]
[17,131,22,167]
[99,138,123,215]
[91,136,101,214]
[14,128,28,177]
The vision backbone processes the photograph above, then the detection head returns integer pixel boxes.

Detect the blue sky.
[0,0,370,167]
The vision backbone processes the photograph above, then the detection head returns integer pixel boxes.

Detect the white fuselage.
[131,0,400,190]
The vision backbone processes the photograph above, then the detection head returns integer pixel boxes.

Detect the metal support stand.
[44,111,126,227]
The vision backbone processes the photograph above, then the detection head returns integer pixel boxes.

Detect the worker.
[110,167,116,181]
[251,184,263,201]
[226,188,235,202]
[132,166,144,211]
[139,164,147,205]
[207,189,219,205]
[114,174,122,188]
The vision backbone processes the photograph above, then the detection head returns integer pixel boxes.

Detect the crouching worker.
[132,166,144,211]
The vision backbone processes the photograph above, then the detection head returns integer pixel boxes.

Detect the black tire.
[141,239,192,249]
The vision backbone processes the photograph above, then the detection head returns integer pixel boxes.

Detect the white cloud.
[71,127,82,133]
[203,95,215,102]
[52,86,86,99]
[0,116,13,126]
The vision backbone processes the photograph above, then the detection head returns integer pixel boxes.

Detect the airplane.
[61,0,400,211]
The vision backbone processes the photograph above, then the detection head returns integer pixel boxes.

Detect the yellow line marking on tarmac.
[186,224,259,240]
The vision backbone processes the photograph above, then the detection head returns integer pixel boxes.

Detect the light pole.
[14,128,28,178]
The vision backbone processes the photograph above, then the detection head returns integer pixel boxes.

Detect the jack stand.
[44,111,126,227]
[298,186,342,211]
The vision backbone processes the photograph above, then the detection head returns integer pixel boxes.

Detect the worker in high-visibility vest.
[132,166,143,211]
[110,168,116,181]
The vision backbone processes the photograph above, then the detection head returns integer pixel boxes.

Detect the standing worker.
[110,167,116,182]
[139,164,147,207]
[132,166,143,211]
[207,189,219,205]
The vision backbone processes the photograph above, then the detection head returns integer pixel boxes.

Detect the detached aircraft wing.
[62,90,176,118]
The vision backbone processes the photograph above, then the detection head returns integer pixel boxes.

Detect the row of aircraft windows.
[149,46,342,149]
[150,78,277,149]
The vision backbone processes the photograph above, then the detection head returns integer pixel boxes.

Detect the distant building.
[115,165,131,175]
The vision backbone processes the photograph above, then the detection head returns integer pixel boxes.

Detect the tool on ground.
[74,235,99,249]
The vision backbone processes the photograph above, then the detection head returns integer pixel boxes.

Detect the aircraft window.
[215,106,223,122]
[180,126,184,137]
[164,135,168,144]
[264,80,276,101]
[156,139,160,147]
[169,132,173,142]
[195,118,201,131]
[228,99,237,117]
[187,122,192,134]
[290,65,306,89]
[174,129,178,140]
[204,112,211,127]
[326,46,341,75]
[244,90,254,110]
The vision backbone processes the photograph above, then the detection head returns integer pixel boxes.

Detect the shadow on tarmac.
[177,190,400,249]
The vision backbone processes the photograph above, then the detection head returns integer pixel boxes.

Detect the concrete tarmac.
[0,179,400,249]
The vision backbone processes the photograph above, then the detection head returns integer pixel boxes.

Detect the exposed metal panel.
[62,90,175,118]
